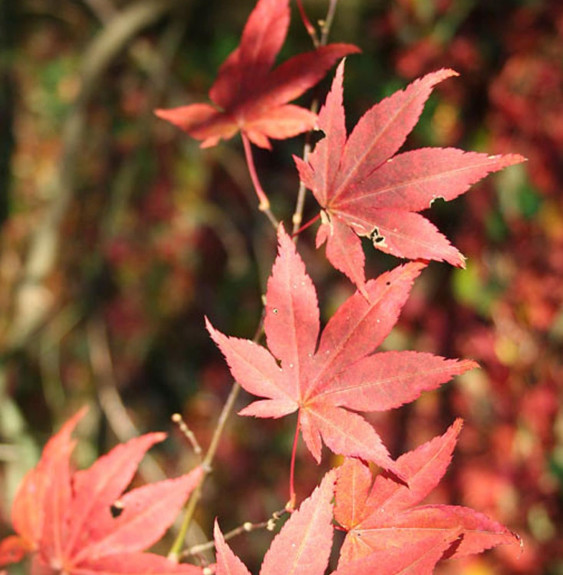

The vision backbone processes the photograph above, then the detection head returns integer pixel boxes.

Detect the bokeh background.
[0,0,561,573]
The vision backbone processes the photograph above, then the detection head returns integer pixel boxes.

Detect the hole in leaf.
[110,501,124,518]
[370,227,386,246]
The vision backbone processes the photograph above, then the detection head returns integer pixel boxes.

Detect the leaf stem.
[287,413,301,511]
[292,212,321,238]
[241,133,279,229]
[296,0,319,47]
[291,0,340,238]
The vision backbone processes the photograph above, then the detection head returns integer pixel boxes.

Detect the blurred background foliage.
[0,0,562,573]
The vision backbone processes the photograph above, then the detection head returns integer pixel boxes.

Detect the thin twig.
[181,508,287,559]
[168,311,269,561]
[172,413,203,458]
[320,0,340,45]
[291,0,340,239]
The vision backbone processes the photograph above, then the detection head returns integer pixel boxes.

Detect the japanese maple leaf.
[214,471,335,575]
[333,419,519,570]
[0,408,203,575]
[155,0,359,149]
[294,61,526,293]
[207,226,476,476]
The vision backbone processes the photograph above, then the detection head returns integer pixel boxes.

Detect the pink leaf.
[333,530,462,575]
[336,421,519,565]
[297,61,526,287]
[260,471,336,575]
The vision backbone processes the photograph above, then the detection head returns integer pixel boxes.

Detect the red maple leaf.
[333,419,519,570]
[214,471,336,575]
[155,0,359,150]
[207,226,476,477]
[0,408,203,575]
[294,61,526,293]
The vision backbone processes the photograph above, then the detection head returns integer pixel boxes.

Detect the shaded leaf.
[156,0,359,149]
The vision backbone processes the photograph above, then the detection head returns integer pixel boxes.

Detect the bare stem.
[291,0,340,239]
[181,509,287,559]
[168,312,268,561]
[172,413,203,458]
[168,382,241,561]
[287,414,301,511]
[296,0,319,46]
[241,134,279,229]
[321,0,340,45]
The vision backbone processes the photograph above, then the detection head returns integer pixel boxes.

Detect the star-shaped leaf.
[156,0,359,149]
[334,419,519,568]
[207,226,476,476]
[295,61,526,292]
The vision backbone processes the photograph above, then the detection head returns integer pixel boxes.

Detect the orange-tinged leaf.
[66,433,166,556]
[156,0,359,148]
[335,421,519,565]
[0,409,204,574]
[334,458,372,530]
[332,530,462,575]
[0,536,29,567]
[72,468,203,562]
[14,408,87,559]
[68,553,203,574]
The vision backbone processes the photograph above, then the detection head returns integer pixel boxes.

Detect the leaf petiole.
[287,414,301,511]
[241,134,279,229]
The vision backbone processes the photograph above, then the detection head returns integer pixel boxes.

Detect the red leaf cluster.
[213,424,518,575]
[1,0,528,573]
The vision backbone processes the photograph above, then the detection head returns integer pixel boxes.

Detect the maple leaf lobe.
[210,228,470,482]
